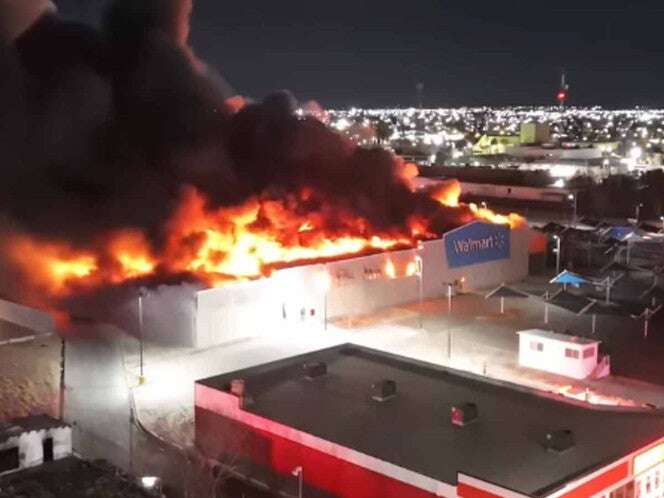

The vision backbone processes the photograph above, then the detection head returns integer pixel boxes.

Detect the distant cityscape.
[329,106,664,174]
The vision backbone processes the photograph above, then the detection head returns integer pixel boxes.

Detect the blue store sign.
[445,221,511,268]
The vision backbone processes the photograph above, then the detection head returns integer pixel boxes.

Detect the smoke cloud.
[0,0,471,311]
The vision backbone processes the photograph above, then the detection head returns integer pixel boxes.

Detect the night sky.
[54,0,664,109]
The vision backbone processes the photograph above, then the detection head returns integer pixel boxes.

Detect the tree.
[374,120,393,144]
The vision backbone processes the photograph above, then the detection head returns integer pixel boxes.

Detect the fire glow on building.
[2,174,523,322]
[0,0,523,330]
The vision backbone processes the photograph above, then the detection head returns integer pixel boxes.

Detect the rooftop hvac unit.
[230,379,245,397]
[371,379,397,402]
[229,378,253,408]
[303,361,327,379]
[544,430,575,452]
[451,403,478,426]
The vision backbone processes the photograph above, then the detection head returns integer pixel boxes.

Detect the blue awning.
[549,270,590,286]
[604,226,636,242]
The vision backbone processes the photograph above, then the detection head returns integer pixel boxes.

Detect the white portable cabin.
[517,329,603,380]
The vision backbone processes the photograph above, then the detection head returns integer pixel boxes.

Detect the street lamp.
[415,255,423,328]
[442,281,454,314]
[315,269,331,331]
[640,305,662,339]
[138,287,147,385]
[59,337,66,419]
[660,216,664,234]
[553,235,561,275]
[292,466,303,498]
[635,203,644,224]
[567,193,577,228]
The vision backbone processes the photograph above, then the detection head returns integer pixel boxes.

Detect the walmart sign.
[445,221,511,268]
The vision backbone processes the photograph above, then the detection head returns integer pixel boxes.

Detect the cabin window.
[565,348,580,359]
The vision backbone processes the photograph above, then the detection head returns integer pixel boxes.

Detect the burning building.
[0,0,531,344]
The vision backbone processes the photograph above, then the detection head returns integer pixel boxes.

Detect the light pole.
[292,466,303,498]
[447,327,452,363]
[443,282,453,314]
[626,238,633,265]
[641,305,662,339]
[635,203,644,224]
[553,235,561,275]
[316,268,331,331]
[567,193,577,227]
[138,287,147,385]
[59,337,66,420]
[415,255,423,329]
[660,216,664,234]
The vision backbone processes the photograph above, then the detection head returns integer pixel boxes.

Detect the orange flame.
[431,179,462,208]
[3,172,525,305]
[431,179,525,229]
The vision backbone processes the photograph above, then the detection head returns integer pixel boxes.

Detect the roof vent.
[544,430,575,452]
[303,361,327,379]
[371,379,397,402]
[229,378,253,408]
[451,403,478,426]
[230,379,245,397]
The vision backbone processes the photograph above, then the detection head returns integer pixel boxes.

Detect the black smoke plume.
[0,0,464,306]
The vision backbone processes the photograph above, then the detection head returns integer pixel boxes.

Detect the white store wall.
[194,223,530,349]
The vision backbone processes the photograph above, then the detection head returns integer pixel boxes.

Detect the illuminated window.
[530,341,543,352]
[635,443,664,476]
[583,347,595,359]
[565,348,580,359]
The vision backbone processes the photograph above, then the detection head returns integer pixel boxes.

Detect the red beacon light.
[557,90,567,105]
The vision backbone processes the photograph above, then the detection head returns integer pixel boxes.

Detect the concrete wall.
[194,224,529,349]
[0,298,54,335]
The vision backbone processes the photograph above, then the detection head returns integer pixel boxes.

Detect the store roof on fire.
[197,344,664,496]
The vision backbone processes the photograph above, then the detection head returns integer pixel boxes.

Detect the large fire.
[2,171,524,304]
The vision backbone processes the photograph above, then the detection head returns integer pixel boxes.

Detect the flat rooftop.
[517,329,600,346]
[0,456,149,498]
[197,344,664,497]
[0,415,69,445]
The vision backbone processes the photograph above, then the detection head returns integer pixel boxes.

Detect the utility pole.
[568,193,578,228]
[554,235,562,275]
[635,203,644,224]
[138,287,147,385]
[416,256,424,328]
[292,466,303,498]
[447,283,453,314]
[59,337,66,420]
